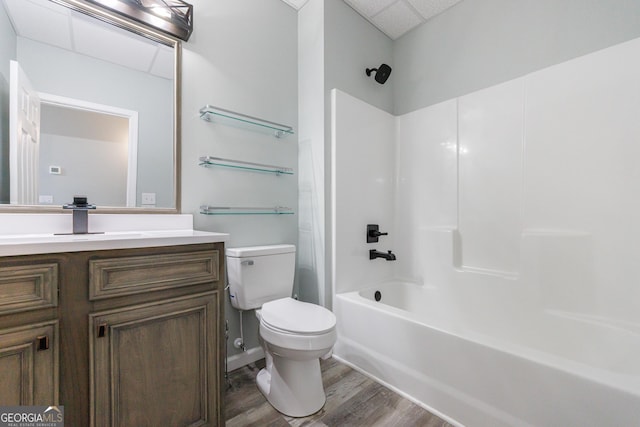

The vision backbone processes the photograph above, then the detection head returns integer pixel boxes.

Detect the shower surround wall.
[332,36,640,425]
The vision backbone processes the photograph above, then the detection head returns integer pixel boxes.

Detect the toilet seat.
[260,297,336,336]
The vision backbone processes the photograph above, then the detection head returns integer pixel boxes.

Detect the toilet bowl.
[256,297,336,417]
[226,245,337,417]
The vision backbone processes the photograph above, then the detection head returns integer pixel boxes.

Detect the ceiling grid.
[281,0,463,40]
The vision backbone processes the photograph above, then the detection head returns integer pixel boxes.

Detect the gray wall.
[325,0,394,115]
[181,0,298,360]
[0,2,15,82]
[0,76,9,204]
[297,0,394,310]
[39,105,128,206]
[0,3,16,204]
[393,0,640,114]
[297,0,325,305]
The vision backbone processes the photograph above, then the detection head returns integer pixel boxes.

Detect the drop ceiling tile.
[4,0,72,50]
[407,0,462,21]
[371,1,424,40]
[280,0,310,10]
[150,45,174,80]
[72,15,157,73]
[344,0,398,17]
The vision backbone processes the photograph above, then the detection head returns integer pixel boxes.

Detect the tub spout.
[369,249,396,261]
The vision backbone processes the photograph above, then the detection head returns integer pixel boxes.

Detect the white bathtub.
[333,281,640,426]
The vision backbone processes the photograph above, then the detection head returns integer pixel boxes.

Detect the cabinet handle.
[97,323,108,338]
[36,335,49,351]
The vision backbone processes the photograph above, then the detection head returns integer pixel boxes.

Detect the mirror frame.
[1,0,181,214]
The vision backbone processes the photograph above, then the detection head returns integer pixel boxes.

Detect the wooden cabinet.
[0,321,58,406]
[0,256,61,408]
[0,242,225,427]
[90,293,219,427]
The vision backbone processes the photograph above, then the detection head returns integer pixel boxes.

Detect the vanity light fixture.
[85,0,194,41]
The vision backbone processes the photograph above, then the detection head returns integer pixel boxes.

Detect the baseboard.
[226,346,265,372]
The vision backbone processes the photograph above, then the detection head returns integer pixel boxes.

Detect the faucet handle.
[63,196,96,210]
[367,224,389,243]
[73,196,87,207]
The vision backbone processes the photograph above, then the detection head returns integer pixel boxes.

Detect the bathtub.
[333,281,640,427]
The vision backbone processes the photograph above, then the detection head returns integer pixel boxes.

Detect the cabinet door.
[90,292,220,427]
[0,321,58,405]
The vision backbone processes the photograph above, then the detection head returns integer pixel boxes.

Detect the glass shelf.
[200,206,294,215]
[199,105,294,138]
[199,156,293,175]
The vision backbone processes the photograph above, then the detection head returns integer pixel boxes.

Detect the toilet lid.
[261,298,336,335]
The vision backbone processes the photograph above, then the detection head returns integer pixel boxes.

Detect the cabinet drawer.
[0,264,58,315]
[89,250,219,300]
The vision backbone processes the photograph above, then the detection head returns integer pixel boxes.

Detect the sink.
[0,231,144,244]
[53,231,144,241]
[0,229,228,257]
[0,213,229,257]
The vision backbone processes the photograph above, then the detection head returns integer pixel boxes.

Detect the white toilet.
[226,244,337,417]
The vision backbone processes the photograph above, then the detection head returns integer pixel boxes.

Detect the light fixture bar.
[86,0,193,41]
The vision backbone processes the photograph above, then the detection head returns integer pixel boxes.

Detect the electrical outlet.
[39,195,54,204]
[141,192,156,205]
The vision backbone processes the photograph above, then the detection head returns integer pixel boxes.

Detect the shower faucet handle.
[367,224,388,243]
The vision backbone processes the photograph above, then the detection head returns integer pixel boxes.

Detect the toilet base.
[256,352,326,417]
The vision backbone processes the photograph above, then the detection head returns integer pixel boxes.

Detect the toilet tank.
[226,244,296,310]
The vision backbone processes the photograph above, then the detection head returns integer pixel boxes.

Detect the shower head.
[366,63,392,84]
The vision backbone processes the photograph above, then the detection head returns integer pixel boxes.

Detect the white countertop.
[0,214,229,256]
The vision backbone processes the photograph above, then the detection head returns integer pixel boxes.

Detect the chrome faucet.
[369,249,396,261]
[62,196,97,234]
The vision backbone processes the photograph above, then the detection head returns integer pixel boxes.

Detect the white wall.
[180,0,298,361]
[334,36,640,326]
[331,90,395,295]
[393,0,640,115]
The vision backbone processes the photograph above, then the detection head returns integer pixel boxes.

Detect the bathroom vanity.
[0,215,228,427]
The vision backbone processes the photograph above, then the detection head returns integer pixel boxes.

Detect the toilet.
[226,244,337,417]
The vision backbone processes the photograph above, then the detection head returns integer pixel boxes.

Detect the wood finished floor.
[224,357,454,427]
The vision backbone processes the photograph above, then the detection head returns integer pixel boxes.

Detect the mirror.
[0,0,180,211]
